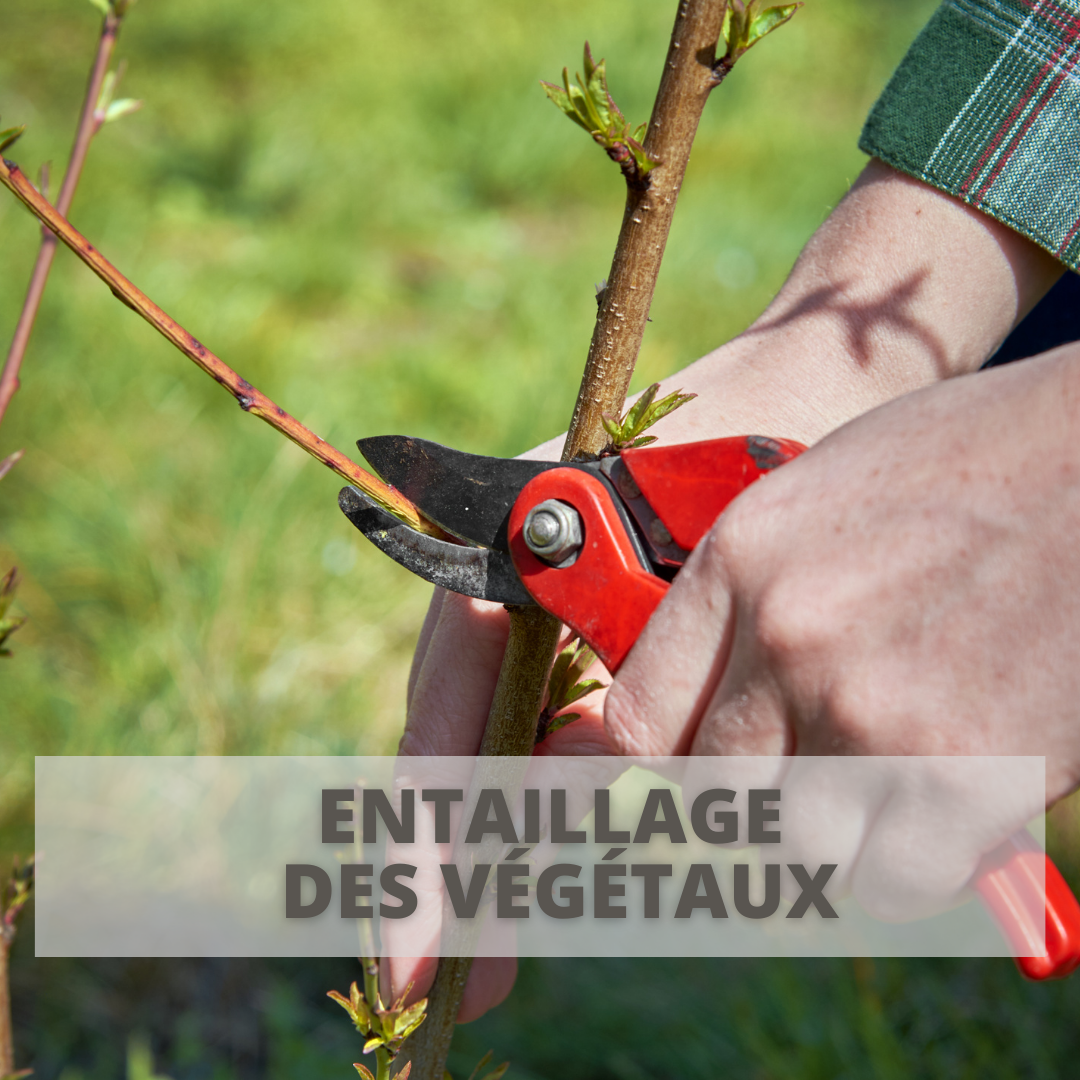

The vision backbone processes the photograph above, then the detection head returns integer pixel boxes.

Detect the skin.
[393,161,1068,1020]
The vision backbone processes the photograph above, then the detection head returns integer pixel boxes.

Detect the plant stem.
[0,155,450,539]
[1,19,122,1058]
[403,606,563,1075]
[406,4,728,1076]
[563,0,729,460]
[375,1047,393,1080]
[362,953,380,1011]
[0,937,11,1078]
[0,11,122,431]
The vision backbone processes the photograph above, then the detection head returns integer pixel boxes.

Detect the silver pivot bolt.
[523,499,583,566]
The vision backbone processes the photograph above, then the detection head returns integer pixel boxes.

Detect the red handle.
[509,466,668,673]
[508,435,1080,980]
[974,830,1080,979]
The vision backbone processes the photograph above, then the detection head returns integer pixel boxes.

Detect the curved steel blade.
[338,486,534,605]
[357,435,566,551]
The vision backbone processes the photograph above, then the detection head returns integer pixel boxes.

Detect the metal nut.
[523,500,583,565]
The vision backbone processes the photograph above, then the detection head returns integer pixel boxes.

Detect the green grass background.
[4,0,1080,1075]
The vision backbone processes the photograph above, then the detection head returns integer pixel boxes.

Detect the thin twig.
[405,3,730,1076]
[0,857,33,1079]
[563,0,731,460]
[0,155,450,538]
[0,10,122,430]
[0,938,11,1080]
[0,451,23,485]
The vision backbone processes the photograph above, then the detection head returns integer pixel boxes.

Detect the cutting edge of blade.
[337,485,534,606]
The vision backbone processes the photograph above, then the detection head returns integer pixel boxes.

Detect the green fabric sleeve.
[860,0,1080,269]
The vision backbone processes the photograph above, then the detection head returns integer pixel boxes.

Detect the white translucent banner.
[35,755,1046,958]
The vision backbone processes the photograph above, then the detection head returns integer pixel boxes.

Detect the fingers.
[688,632,793,758]
[399,592,512,757]
[383,954,438,1009]
[772,758,1046,922]
[407,588,447,713]
[384,955,518,1023]
[604,528,738,756]
[458,957,518,1022]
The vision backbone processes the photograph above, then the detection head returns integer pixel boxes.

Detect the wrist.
[648,161,1063,447]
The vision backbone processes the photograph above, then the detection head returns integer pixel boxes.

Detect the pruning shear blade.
[338,485,533,605]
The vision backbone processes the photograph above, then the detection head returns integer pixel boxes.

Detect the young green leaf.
[560,678,606,707]
[644,389,697,426]
[0,568,25,657]
[394,998,429,1041]
[0,125,26,155]
[86,0,112,14]
[721,0,802,69]
[466,1051,494,1080]
[467,1051,509,1080]
[541,42,659,185]
[746,3,800,48]
[543,712,581,737]
[352,1066,375,1080]
[540,80,576,121]
[104,98,142,123]
[599,384,697,453]
[536,636,607,743]
[622,382,659,439]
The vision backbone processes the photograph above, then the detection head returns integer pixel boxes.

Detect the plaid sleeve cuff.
[860,0,1080,270]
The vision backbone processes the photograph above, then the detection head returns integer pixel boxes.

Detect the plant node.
[329,979,427,1079]
[1,856,34,946]
[535,635,606,743]
[542,43,660,189]
[600,382,697,454]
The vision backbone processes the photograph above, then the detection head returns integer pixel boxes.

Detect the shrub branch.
[405,2,746,1076]
[0,155,450,539]
[0,8,125,432]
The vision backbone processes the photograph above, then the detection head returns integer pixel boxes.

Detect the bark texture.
[0,156,449,540]
[563,0,729,460]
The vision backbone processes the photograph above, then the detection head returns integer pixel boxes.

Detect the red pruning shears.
[339,432,1080,980]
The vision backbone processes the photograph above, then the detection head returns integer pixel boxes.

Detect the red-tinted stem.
[0,13,122,430]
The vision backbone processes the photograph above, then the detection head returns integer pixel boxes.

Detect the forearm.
[600,160,1064,450]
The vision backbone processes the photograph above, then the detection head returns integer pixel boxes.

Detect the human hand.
[607,345,1080,916]
[389,161,1063,1018]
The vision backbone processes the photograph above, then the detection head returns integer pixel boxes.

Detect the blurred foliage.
[5,0,1080,1074]
[10,939,1080,1078]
